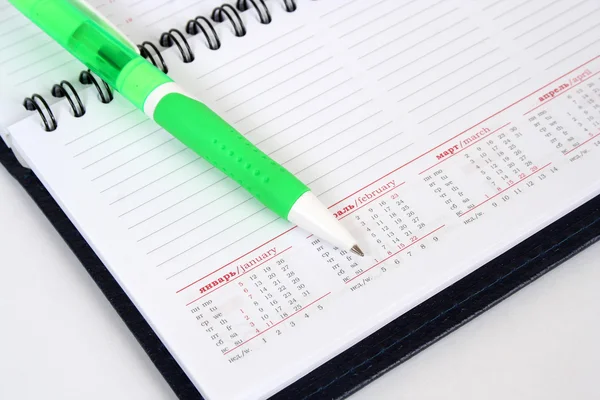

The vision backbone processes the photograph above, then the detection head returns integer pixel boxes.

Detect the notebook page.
[8,0,600,398]
[0,0,225,127]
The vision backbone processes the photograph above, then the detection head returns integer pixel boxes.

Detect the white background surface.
[0,164,599,400]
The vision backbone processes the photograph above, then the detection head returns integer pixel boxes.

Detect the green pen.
[10,0,364,256]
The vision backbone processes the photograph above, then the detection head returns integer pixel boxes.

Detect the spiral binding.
[139,41,169,73]
[79,70,115,104]
[22,0,299,131]
[52,80,85,118]
[23,94,57,132]
[160,29,195,63]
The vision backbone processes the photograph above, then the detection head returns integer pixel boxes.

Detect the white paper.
[7,0,600,399]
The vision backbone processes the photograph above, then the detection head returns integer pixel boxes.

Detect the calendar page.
[6,0,600,399]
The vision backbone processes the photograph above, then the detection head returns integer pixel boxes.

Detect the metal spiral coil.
[23,94,57,132]
[51,80,85,118]
[139,41,169,73]
[79,70,114,104]
[237,0,272,24]
[160,29,195,63]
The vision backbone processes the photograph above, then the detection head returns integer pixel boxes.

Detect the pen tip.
[350,244,365,257]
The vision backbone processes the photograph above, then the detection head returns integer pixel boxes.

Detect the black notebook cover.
[2,137,599,400]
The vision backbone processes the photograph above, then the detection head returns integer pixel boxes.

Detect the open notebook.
[2,0,600,399]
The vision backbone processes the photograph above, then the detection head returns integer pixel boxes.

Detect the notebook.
[2,0,600,399]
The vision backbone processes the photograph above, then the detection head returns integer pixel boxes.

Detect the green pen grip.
[153,92,310,219]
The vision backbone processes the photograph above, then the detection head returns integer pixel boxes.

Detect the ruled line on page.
[328,0,393,29]
[134,185,244,238]
[388,38,492,93]
[242,78,353,135]
[128,0,149,7]
[276,111,384,164]
[15,58,78,85]
[270,100,377,161]
[134,0,170,19]
[109,157,202,203]
[524,7,600,50]
[546,37,600,70]
[295,121,394,176]
[155,205,270,267]
[148,195,257,254]
[197,25,308,80]
[502,0,566,31]
[145,0,208,27]
[533,20,600,61]
[83,128,163,169]
[427,77,532,135]
[358,9,468,60]
[0,12,19,25]
[224,57,334,112]
[512,0,587,39]
[376,27,481,81]
[232,68,344,123]
[395,48,500,101]
[0,31,43,52]
[318,0,360,19]
[348,2,451,49]
[418,68,521,124]
[0,21,30,36]
[118,165,218,218]
[74,119,152,158]
[215,46,327,101]
[408,58,510,113]
[91,139,179,181]
[6,48,64,74]
[367,23,475,74]
[253,89,364,145]
[118,167,233,224]
[65,110,138,146]
[0,39,53,66]
[306,130,402,186]
[492,0,535,21]
[353,6,459,56]
[482,0,506,12]
[205,35,316,90]
[100,148,191,193]
[317,142,414,197]
[338,0,422,40]
[165,217,281,279]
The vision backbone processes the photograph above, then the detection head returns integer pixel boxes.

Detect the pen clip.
[71,0,140,53]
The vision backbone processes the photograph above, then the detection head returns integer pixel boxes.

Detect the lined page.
[0,0,224,127]
[8,0,600,399]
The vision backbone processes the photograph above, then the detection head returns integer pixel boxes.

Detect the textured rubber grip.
[153,92,309,219]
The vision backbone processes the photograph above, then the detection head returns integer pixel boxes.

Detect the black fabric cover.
[2,137,599,400]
